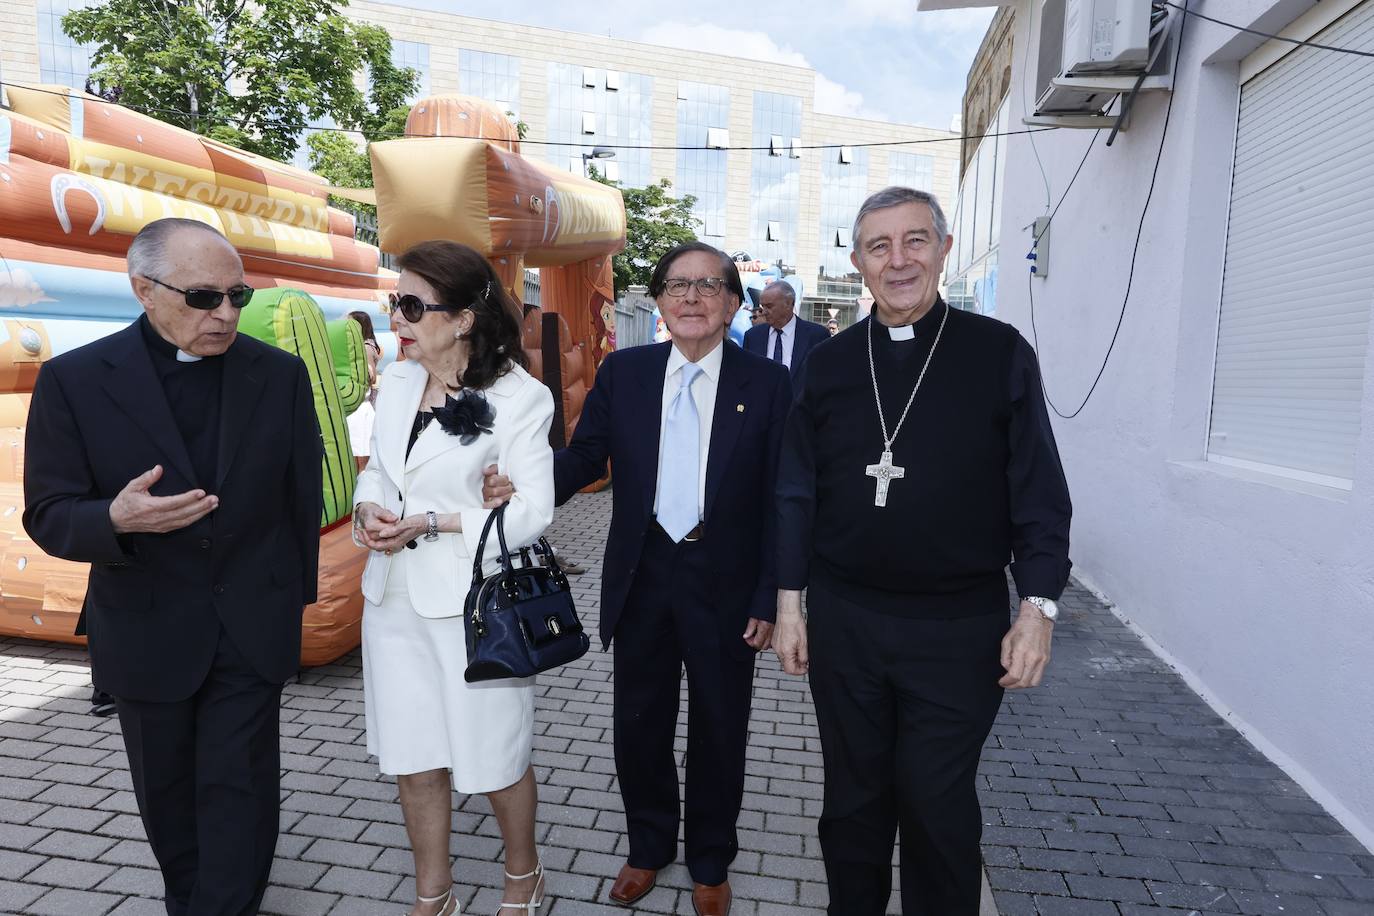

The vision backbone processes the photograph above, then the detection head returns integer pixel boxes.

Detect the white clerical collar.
[176,350,203,362]
[887,324,915,341]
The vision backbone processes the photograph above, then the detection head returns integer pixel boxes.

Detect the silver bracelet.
[424,510,440,542]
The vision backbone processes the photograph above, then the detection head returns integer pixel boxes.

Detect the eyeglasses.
[389,292,458,323]
[147,277,253,310]
[663,277,725,298]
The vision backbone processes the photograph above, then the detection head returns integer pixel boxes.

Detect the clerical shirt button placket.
[213,584,226,595]
[199,538,211,550]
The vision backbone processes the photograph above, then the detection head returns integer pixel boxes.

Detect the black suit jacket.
[22,321,323,702]
[554,341,791,651]
[743,316,830,379]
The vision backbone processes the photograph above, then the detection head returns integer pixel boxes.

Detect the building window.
[605,70,621,91]
[1207,1,1374,489]
[888,151,935,192]
[749,91,803,268]
[789,137,803,159]
[459,48,520,120]
[944,101,1006,316]
[818,143,867,285]
[391,40,431,102]
[677,81,730,242]
[547,63,652,187]
[38,0,94,90]
[838,146,853,164]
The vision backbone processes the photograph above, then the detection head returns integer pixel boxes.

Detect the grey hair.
[762,280,796,308]
[851,186,949,250]
[126,218,233,279]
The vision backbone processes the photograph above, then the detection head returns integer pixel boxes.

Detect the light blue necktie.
[657,362,704,542]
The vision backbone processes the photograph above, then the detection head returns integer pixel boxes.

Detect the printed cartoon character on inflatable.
[0,84,389,665]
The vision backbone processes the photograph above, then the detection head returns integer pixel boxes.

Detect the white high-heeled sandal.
[417,886,459,915]
[495,860,545,914]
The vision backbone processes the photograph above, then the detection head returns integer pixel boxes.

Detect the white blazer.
[354,359,555,618]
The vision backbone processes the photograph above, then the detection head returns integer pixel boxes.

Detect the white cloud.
[637,22,890,120]
[0,268,55,308]
[637,23,811,69]
[814,74,889,120]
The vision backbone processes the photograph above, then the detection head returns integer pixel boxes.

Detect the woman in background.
[346,310,383,471]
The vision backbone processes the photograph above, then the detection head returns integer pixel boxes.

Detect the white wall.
[995,0,1374,845]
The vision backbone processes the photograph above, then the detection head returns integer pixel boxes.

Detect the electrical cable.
[1027,0,1191,420]
[0,79,1059,153]
[1160,1,1374,58]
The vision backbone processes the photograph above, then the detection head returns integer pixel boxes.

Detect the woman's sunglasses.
[148,277,253,310]
[389,292,460,324]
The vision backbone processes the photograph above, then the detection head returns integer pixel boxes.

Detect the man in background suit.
[23,218,322,915]
[487,242,790,915]
[743,280,830,379]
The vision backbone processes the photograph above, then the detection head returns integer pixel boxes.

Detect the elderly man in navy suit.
[743,279,830,379]
[486,242,790,915]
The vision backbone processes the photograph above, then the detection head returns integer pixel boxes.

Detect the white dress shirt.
[769,313,798,369]
[653,340,723,518]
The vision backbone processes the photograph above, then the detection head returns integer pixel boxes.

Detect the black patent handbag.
[462,504,590,683]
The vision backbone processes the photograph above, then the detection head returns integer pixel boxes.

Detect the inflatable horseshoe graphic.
[50,173,107,236]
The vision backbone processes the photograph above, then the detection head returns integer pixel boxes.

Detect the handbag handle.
[470,503,517,586]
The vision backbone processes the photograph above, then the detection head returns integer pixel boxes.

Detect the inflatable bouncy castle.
[0,84,389,664]
[0,86,626,665]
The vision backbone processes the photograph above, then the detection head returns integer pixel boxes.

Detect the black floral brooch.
[432,390,496,445]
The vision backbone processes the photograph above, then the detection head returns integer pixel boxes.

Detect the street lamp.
[582,146,615,178]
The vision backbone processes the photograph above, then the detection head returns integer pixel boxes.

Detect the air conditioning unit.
[1027,0,1175,128]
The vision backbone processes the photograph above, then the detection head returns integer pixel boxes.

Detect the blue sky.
[389,0,996,131]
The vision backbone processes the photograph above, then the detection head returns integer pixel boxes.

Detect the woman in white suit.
[353,240,554,916]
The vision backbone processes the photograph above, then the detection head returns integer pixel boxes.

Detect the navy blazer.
[743,316,831,379]
[554,340,791,651]
[22,322,323,702]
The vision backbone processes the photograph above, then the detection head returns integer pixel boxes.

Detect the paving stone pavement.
[0,489,1368,915]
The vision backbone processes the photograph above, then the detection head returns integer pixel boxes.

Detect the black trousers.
[613,526,756,886]
[115,627,283,916]
[807,584,1008,916]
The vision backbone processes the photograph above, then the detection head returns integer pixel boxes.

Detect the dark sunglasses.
[389,292,462,324]
[147,276,253,310]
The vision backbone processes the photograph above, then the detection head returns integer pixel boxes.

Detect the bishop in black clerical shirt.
[772,187,1072,916]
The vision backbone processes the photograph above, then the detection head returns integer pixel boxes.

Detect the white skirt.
[361,553,534,794]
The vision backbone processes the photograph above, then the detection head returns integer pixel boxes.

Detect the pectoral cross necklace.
[865,303,949,507]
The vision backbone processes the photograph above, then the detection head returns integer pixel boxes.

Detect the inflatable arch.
[372,94,627,437]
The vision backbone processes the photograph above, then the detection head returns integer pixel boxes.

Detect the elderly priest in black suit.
[772,187,1072,916]
[23,218,323,915]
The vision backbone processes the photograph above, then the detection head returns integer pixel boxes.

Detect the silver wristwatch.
[1022,596,1059,621]
[424,510,440,542]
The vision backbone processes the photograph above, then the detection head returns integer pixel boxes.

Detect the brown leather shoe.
[608,864,657,905]
[692,879,732,916]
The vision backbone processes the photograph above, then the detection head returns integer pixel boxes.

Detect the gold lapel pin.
[736,403,745,412]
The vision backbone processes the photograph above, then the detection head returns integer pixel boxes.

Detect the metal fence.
[349,208,394,271]
[615,288,658,349]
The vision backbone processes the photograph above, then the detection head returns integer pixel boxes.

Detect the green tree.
[63,0,418,163]
[591,171,699,296]
[305,103,409,205]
